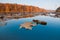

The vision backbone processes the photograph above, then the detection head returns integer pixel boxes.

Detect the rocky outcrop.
[56,7,60,12]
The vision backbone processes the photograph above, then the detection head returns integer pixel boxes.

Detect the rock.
[56,7,60,12]
[33,19,47,25]
[20,20,47,30]
[39,21,47,25]
[20,22,36,30]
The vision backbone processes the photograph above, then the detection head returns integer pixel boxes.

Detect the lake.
[0,15,60,40]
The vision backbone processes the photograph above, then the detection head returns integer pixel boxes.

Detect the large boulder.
[56,7,60,12]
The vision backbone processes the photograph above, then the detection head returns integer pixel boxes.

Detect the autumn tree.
[0,4,6,12]
[9,5,15,12]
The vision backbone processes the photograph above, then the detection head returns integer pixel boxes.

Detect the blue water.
[0,16,60,40]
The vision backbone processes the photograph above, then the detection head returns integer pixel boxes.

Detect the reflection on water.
[0,15,60,40]
[0,21,7,26]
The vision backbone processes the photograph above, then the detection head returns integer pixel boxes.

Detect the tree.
[0,5,6,12]
[21,6,27,11]
[9,5,15,12]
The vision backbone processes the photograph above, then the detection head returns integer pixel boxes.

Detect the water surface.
[0,15,60,40]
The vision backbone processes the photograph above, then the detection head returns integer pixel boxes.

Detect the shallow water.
[0,15,60,40]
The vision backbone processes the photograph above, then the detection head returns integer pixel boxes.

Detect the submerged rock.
[20,22,36,30]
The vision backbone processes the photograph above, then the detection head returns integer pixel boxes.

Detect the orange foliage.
[0,3,47,13]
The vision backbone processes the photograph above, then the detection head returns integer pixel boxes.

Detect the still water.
[0,15,60,40]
